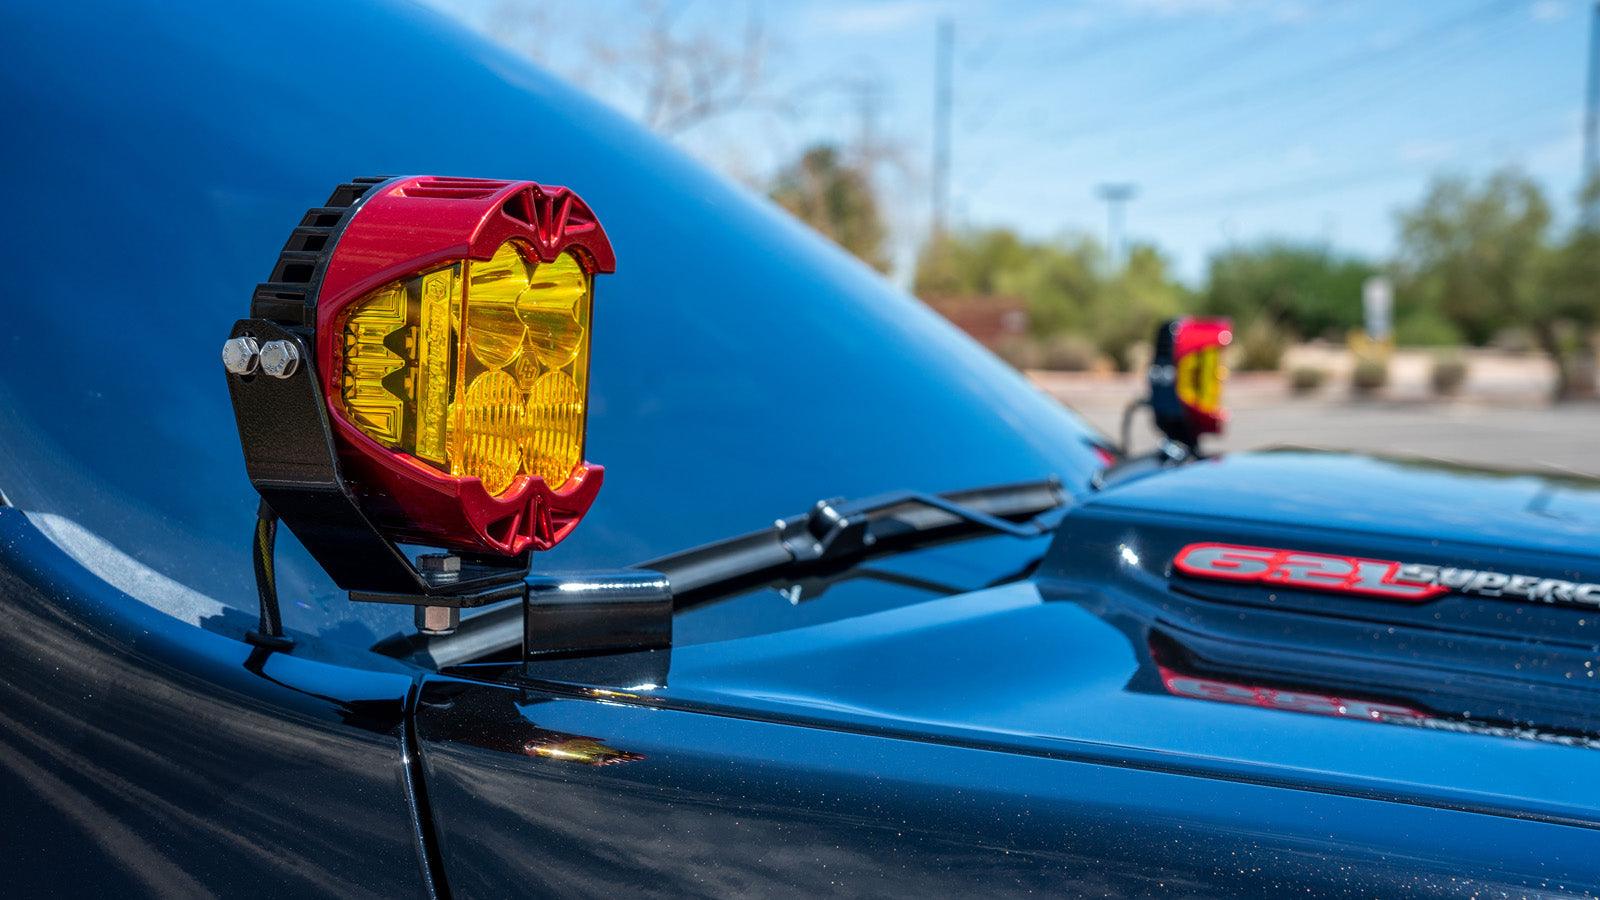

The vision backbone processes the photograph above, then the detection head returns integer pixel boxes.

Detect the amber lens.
[337,242,592,493]
[525,370,583,485]
[457,370,524,495]
[465,242,530,369]
[1176,346,1223,414]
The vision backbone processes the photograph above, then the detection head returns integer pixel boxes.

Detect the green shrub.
[1233,319,1286,372]
[1351,357,1388,396]
[1393,309,1463,347]
[1037,333,1100,372]
[1289,366,1327,395]
[1430,353,1469,395]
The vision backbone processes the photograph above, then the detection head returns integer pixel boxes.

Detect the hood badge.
[1173,542,1600,610]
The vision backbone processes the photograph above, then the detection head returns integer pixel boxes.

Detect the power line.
[1038,0,1526,209]
[1137,1,1522,176]
[1044,16,1303,141]
[1145,120,1582,216]
[1158,0,1512,127]
[1038,0,1515,156]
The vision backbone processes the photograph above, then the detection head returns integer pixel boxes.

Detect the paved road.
[1035,374,1599,478]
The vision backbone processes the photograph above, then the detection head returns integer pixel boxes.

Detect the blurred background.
[425,0,1598,474]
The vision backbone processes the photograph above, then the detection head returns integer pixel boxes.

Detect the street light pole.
[1096,183,1138,268]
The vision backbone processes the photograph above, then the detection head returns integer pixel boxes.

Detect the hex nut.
[415,605,460,636]
[221,336,261,375]
[258,340,301,379]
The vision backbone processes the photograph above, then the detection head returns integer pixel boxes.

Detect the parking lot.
[1035,372,1599,479]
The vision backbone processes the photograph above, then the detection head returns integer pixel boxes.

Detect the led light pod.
[313,177,612,556]
[1148,316,1231,451]
[225,176,614,597]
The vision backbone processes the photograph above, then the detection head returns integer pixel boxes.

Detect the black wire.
[1120,399,1148,457]
[252,500,286,640]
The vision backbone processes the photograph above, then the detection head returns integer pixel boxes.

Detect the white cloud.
[1397,139,1459,164]
[824,0,948,35]
[1115,0,1245,15]
[1106,0,1311,19]
[1517,127,1584,178]
[1529,0,1571,23]
[1283,143,1321,168]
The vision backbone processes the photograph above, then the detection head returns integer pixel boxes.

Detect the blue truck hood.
[639,450,1600,829]
[1088,448,1600,559]
[651,580,1600,830]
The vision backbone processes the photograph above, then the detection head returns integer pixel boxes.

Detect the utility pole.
[1584,0,1600,225]
[848,79,884,172]
[931,17,953,241]
[1096,183,1138,268]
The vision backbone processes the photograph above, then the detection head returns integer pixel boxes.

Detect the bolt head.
[221,336,260,375]
[418,553,463,573]
[258,340,301,379]
[418,553,463,580]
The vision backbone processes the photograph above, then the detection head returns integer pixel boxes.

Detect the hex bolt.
[415,604,460,636]
[415,554,463,637]
[418,554,462,582]
[221,336,261,375]
[258,340,300,379]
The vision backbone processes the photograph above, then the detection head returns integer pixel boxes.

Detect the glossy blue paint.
[0,0,1099,646]
[628,582,1600,826]
[416,675,1600,897]
[1095,449,1600,557]
[3,0,1599,894]
[0,508,427,896]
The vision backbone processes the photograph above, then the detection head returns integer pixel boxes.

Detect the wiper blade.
[658,478,1065,611]
[374,477,1065,668]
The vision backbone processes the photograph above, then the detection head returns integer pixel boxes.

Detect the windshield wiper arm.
[374,477,1065,668]
[658,477,1065,611]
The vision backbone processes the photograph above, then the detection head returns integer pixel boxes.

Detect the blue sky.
[422,0,1595,282]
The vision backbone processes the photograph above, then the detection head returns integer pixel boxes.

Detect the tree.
[913,228,1034,297]
[1201,242,1377,341]
[1393,169,1551,347]
[992,235,1101,337]
[496,0,777,137]
[1536,177,1600,398]
[1394,168,1595,399]
[769,145,890,272]
[912,230,1189,371]
[1091,244,1189,370]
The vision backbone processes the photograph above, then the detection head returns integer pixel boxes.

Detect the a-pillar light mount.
[222,175,616,611]
[1148,316,1231,454]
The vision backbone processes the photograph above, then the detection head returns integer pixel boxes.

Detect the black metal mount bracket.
[225,318,530,607]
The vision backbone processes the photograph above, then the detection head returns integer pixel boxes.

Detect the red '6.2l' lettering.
[1172,542,1447,602]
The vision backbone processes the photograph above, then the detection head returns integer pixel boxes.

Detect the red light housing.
[1149,316,1231,451]
[312,176,615,556]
